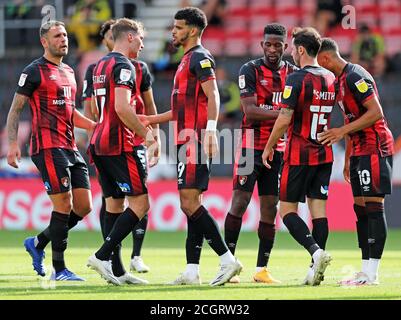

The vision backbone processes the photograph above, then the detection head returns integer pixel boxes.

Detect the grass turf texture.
[0,230,400,300]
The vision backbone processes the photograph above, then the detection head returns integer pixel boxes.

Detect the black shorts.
[176,143,211,192]
[90,145,148,198]
[350,154,392,197]
[31,148,90,195]
[279,162,333,203]
[233,148,283,196]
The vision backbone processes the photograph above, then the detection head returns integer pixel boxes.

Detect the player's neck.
[183,38,201,54]
[300,56,318,69]
[333,57,348,76]
[112,44,129,58]
[263,57,282,70]
[43,53,63,66]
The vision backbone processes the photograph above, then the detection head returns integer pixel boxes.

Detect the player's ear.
[40,36,48,48]
[284,43,288,51]
[260,40,264,49]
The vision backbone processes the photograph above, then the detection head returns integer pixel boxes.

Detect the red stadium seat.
[224,31,250,56]
[380,11,401,32]
[249,14,275,35]
[202,27,226,56]
[384,30,401,56]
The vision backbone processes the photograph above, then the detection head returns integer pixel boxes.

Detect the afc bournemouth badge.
[238,176,247,185]
[61,177,70,188]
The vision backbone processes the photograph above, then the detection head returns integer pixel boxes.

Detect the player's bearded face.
[172,20,190,47]
[46,26,68,57]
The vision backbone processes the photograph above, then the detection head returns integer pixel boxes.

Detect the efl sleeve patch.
[18,73,28,87]
[119,68,132,82]
[283,85,293,99]
[354,79,368,93]
[238,75,245,89]
[200,59,212,69]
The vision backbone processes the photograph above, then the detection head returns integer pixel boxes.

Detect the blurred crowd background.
[0,0,401,181]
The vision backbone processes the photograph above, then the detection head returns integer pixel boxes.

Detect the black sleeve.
[16,63,41,97]
[113,60,136,90]
[189,51,216,82]
[238,63,256,98]
[82,63,94,100]
[140,62,153,92]
[281,73,303,110]
[346,71,376,105]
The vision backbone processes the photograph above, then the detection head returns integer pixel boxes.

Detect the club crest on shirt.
[355,79,368,93]
[283,85,292,99]
[238,175,247,185]
[119,68,132,82]
[238,75,245,89]
[61,177,70,188]
[18,73,27,87]
[200,59,211,69]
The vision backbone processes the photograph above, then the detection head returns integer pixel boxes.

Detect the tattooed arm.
[6,93,28,168]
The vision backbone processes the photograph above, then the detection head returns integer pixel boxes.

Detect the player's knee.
[74,202,92,216]
[180,198,198,215]
[230,194,251,216]
[260,202,278,222]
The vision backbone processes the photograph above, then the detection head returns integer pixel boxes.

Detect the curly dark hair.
[174,7,207,32]
[99,19,116,39]
[264,23,287,37]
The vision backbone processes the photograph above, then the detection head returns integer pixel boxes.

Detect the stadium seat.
[249,14,275,35]
[379,0,401,10]
[380,11,401,32]
[224,9,249,33]
[202,27,226,56]
[248,0,274,10]
[224,31,250,56]
[351,0,377,12]
[384,30,401,56]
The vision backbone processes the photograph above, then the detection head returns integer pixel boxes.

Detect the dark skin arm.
[242,95,280,121]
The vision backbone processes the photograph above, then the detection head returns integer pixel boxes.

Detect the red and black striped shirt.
[16,56,77,155]
[336,63,394,157]
[281,65,336,166]
[239,59,297,151]
[90,52,137,155]
[82,62,95,102]
[131,60,153,146]
[171,45,216,145]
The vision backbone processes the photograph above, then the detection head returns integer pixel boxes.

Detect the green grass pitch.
[0,230,400,300]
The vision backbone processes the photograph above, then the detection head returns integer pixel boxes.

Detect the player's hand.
[343,164,351,184]
[137,114,150,127]
[145,131,159,165]
[7,142,21,169]
[203,130,219,158]
[317,127,345,146]
[148,133,161,168]
[262,146,274,169]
